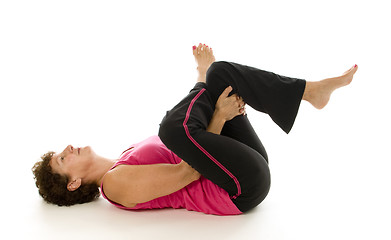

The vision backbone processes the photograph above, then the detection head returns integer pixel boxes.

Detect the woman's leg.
[214,62,358,162]
[159,44,357,212]
[205,61,306,134]
[193,44,268,160]
[205,61,358,133]
[302,64,358,109]
[158,82,270,212]
[220,114,268,163]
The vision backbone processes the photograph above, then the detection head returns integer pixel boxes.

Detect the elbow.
[114,194,138,208]
[122,201,137,208]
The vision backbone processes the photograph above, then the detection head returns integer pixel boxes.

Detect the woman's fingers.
[238,97,245,108]
[229,94,246,116]
[215,86,247,120]
[233,95,246,115]
[232,94,245,107]
[219,86,233,100]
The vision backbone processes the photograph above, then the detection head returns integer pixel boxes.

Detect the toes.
[201,44,205,53]
[197,43,203,54]
[343,65,357,75]
[193,43,214,59]
[350,64,358,71]
[201,43,211,54]
[353,64,358,73]
[205,45,211,53]
[343,67,352,75]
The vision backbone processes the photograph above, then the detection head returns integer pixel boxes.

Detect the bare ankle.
[302,65,357,110]
[303,81,330,110]
[302,81,315,102]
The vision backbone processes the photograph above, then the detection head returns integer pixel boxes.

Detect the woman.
[32,43,358,215]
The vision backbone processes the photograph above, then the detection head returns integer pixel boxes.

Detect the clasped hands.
[214,86,246,122]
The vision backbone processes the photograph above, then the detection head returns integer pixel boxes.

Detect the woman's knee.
[251,161,271,194]
[254,167,271,196]
[237,162,271,212]
[206,61,238,102]
[206,61,231,82]
[208,61,230,73]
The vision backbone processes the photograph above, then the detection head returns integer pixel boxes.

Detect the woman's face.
[50,145,95,178]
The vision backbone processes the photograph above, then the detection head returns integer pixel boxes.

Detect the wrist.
[207,110,227,135]
[212,110,227,123]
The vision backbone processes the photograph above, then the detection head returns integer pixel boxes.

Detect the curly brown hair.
[32,151,100,206]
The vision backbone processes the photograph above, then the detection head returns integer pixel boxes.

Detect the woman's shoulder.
[101,166,137,208]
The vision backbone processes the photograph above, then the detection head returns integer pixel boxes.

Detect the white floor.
[1,1,390,239]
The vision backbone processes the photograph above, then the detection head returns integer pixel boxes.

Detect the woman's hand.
[215,86,246,121]
[206,86,246,135]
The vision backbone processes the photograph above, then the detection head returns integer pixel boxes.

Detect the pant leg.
[211,61,307,162]
[221,115,268,163]
[206,61,306,134]
[159,62,306,212]
[158,83,270,212]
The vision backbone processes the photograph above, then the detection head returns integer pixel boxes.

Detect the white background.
[1,0,390,239]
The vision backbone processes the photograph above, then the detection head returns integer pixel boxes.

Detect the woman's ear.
[67,178,82,191]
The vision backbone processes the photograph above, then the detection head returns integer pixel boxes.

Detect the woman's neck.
[84,155,117,187]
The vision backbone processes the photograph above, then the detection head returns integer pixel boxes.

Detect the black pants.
[158,61,306,213]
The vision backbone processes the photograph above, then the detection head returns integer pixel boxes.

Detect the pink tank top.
[100,136,242,216]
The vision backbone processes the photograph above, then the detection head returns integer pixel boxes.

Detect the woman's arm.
[103,161,200,207]
[206,111,227,135]
[103,86,243,207]
[206,86,246,135]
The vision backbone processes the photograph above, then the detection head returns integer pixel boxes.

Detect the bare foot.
[303,65,358,109]
[193,43,215,83]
